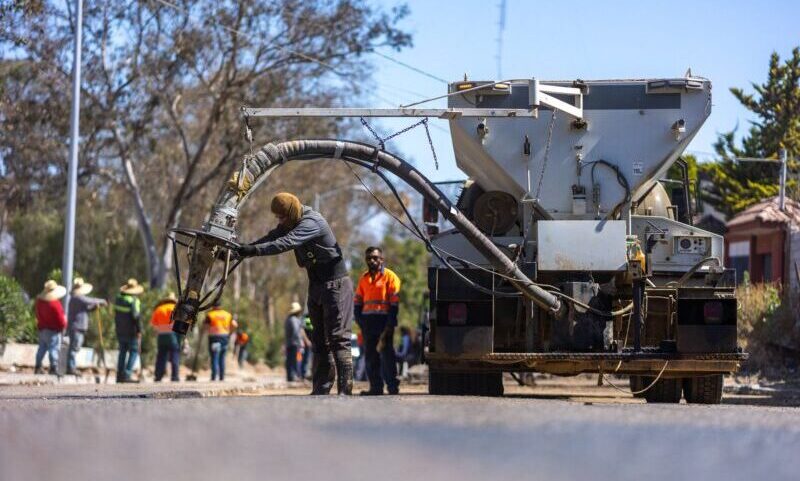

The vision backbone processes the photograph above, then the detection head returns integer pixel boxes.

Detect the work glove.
[237,243,259,258]
[215,247,243,263]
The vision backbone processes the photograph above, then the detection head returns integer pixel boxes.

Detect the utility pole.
[780,148,788,212]
[62,0,83,307]
[736,150,788,212]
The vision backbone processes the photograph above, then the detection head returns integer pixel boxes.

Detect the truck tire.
[629,375,646,398]
[642,377,682,403]
[429,370,504,397]
[683,374,723,404]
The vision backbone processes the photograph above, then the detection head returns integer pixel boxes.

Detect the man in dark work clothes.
[238,193,353,395]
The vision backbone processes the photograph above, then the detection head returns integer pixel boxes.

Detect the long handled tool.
[93,309,111,383]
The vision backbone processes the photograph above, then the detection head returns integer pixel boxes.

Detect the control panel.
[675,236,710,255]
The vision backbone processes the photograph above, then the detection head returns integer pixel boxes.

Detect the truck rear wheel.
[683,374,723,404]
[642,377,682,403]
[428,369,504,397]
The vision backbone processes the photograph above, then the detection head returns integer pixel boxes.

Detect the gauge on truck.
[675,236,710,255]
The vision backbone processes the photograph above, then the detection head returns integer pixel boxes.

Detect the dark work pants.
[155,333,181,381]
[286,345,301,381]
[363,319,399,393]
[307,276,353,393]
[117,337,139,382]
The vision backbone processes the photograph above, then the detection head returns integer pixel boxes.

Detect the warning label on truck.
[632,161,644,176]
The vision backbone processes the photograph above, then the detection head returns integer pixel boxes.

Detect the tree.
[701,47,800,216]
[1,0,412,289]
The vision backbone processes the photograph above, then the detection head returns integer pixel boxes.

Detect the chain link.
[422,119,439,170]
[360,117,385,150]
[359,117,439,170]
[534,111,557,201]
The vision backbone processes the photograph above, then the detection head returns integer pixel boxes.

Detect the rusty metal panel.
[537,220,627,271]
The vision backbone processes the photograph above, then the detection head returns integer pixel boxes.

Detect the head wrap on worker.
[271,192,303,228]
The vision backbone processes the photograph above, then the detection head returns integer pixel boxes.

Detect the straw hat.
[39,280,67,301]
[289,301,303,315]
[159,291,177,304]
[119,278,144,295]
[71,277,93,296]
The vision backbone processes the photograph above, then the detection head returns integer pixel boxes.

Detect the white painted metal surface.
[536,220,627,271]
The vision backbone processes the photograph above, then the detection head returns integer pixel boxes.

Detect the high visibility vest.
[150,301,176,334]
[354,268,401,317]
[206,308,234,336]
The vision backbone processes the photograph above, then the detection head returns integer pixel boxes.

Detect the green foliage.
[9,211,63,297]
[262,323,285,369]
[701,47,800,216]
[9,205,147,302]
[0,274,36,345]
[736,282,800,376]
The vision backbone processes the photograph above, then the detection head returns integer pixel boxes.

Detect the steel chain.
[359,117,439,170]
[534,111,557,201]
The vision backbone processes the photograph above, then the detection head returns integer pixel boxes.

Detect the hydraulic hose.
[207,139,564,316]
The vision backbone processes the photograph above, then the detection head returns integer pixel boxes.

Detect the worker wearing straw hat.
[114,278,144,383]
[34,280,67,375]
[284,301,305,382]
[66,278,107,375]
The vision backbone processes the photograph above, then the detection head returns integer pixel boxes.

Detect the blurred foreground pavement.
[2,375,800,481]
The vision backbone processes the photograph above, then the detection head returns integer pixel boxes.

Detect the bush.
[0,274,36,345]
[737,282,800,376]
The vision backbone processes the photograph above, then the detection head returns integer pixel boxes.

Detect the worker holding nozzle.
[236,193,355,396]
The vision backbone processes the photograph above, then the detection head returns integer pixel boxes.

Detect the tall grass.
[737,280,800,376]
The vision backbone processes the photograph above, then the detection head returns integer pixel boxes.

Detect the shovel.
[93,309,111,384]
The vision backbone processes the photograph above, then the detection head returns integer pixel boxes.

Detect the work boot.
[34,366,44,375]
[310,351,335,395]
[359,389,383,396]
[334,350,353,396]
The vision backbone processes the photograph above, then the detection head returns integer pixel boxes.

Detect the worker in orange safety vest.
[354,246,401,395]
[150,292,180,382]
[204,305,237,381]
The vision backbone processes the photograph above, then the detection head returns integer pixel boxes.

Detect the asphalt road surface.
[2,383,799,481]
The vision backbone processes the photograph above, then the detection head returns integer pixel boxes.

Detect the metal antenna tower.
[494,0,507,79]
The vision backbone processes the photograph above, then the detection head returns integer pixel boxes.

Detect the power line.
[371,50,449,84]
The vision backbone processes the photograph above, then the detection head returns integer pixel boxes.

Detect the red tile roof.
[726,196,800,228]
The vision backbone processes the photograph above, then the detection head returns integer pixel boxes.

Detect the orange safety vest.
[354,268,401,317]
[236,332,249,345]
[206,308,235,336]
[150,301,176,334]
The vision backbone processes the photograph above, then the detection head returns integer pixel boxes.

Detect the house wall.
[790,229,800,293]
[725,221,785,284]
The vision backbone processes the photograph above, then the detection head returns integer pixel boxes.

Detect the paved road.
[2,382,799,481]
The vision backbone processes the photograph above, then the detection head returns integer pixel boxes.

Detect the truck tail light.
[447,303,467,325]
[704,301,723,324]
